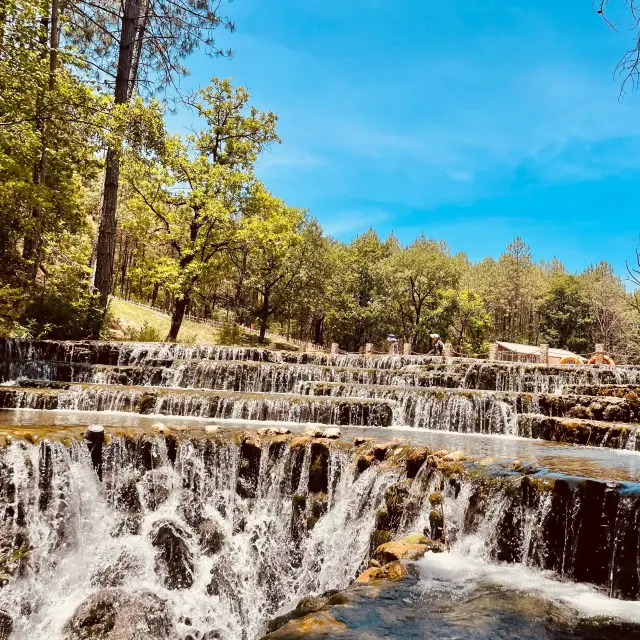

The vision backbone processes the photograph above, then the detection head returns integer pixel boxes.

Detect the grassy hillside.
[108,298,297,350]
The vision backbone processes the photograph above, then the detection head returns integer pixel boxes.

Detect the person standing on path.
[429,333,444,356]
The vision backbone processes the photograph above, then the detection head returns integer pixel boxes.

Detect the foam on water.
[418,545,640,623]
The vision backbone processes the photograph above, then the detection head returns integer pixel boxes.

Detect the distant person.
[387,334,399,355]
[429,333,444,356]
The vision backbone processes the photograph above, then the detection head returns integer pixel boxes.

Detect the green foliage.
[2,0,639,360]
[123,77,280,340]
[0,0,105,338]
[381,236,461,351]
[122,320,163,342]
[539,274,593,353]
[0,546,30,582]
[324,230,391,351]
[218,322,243,345]
[448,288,492,356]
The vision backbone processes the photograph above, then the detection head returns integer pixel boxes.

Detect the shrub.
[123,321,163,342]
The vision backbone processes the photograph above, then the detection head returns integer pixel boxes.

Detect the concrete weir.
[1,338,640,448]
[2,339,640,638]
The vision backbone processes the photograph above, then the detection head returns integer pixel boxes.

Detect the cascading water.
[2,338,640,450]
[0,434,403,640]
[2,431,640,640]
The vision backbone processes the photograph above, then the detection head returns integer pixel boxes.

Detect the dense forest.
[2,0,640,360]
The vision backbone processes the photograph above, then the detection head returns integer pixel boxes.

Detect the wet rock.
[356,442,394,474]
[0,528,30,581]
[141,469,171,511]
[38,440,54,511]
[263,611,347,638]
[266,594,332,634]
[405,448,429,479]
[355,560,408,583]
[204,425,220,434]
[0,610,12,640]
[63,588,174,640]
[370,528,392,553]
[311,493,328,519]
[206,561,243,623]
[199,518,225,555]
[150,520,194,589]
[112,474,142,514]
[236,438,262,499]
[111,513,142,537]
[138,393,157,415]
[90,550,142,588]
[373,535,443,564]
[603,404,627,422]
[177,490,203,529]
[321,428,340,439]
[567,405,593,420]
[381,481,411,531]
[303,426,323,438]
[257,427,291,436]
[290,493,308,550]
[151,423,170,435]
[308,442,329,494]
[428,510,444,542]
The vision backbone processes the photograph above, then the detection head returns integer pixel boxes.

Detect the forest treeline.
[2,0,640,360]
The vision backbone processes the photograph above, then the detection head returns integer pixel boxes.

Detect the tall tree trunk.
[314,314,324,345]
[167,294,189,341]
[151,282,160,306]
[23,0,58,282]
[258,292,270,344]
[92,0,141,322]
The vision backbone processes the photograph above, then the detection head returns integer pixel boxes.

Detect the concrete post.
[594,343,605,365]
[539,343,549,366]
[403,342,411,356]
[85,424,105,481]
[489,342,499,361]
[443,342,454,359]
[331,342,339,355]
[365,343,373,357]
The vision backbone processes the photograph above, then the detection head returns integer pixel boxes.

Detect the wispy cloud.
[322,207,391,236]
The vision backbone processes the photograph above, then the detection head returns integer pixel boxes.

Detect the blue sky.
[168,0,640,276]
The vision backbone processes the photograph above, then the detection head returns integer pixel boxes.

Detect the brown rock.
[355,560,408,584]
[263,611,347,638]
[373,540,431,564]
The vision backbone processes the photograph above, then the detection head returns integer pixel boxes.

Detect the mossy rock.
[311,493,328,518]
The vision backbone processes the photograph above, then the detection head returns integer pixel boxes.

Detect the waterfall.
[0,435,401,639]
[3,337,640,453]
[1,433,640,640]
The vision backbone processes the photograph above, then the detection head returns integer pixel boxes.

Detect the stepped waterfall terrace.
[1,427,640,639]
[2,341,640,638]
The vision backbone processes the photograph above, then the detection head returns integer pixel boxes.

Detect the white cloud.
[322,208,391,236]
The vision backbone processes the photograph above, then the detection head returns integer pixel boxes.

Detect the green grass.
[108,298,298,350]
[109,299,221,344]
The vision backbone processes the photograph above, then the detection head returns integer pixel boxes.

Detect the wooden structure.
[492,341,585,365]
